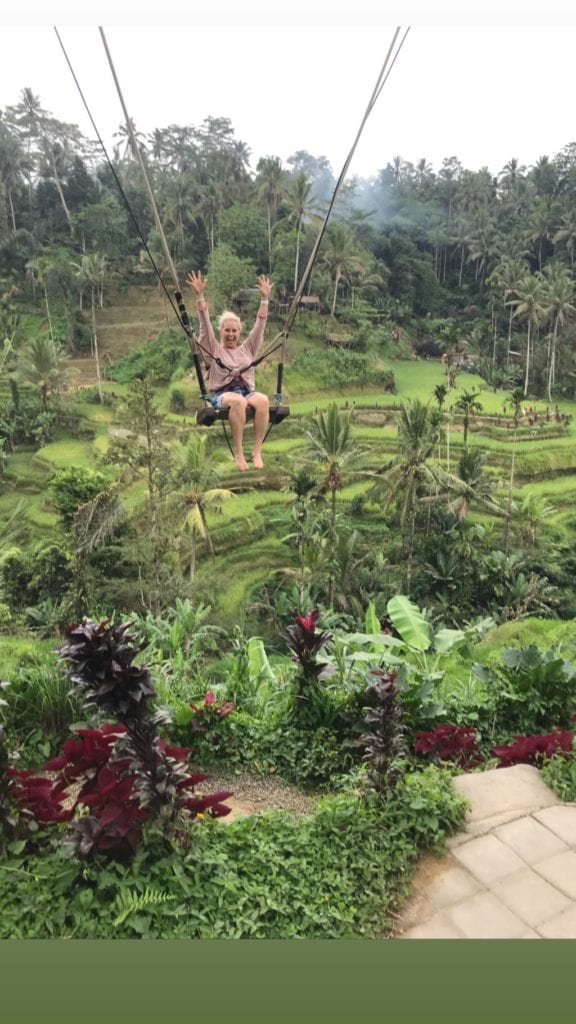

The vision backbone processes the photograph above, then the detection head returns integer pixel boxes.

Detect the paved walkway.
[396,764,576,938]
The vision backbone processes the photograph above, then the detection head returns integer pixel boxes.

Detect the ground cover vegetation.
[2,90,576,937]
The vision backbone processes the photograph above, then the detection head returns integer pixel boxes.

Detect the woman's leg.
[220,393,249,471]
[246,392,269,469]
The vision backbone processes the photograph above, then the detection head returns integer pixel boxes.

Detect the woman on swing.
[187,270,273,471]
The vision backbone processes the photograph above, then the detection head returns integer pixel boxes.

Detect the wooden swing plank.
[196,405,290,427]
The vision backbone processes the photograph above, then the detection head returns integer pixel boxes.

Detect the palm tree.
[256,155,284,274]
[552,215,576,272]
[498,157,526,194]
[465,216,501,284]
[540,262,576,401]
[113,119,148,163]
[282,172,318,291]
[169,435,235,579]
[487,256,529,365]
[72,253,108,403]
[321,224,367,315]
[0,127,32,231]
[454,388,483,445]
[524,197,557,271]
[13,334,73,409]
[369,399,444,583]
[514,495,556,548]
[449,217,472,288]
[160,174,199,260]
[442,448,504,521]
[304,403,362,604]
[504,387,524,552]
[506,273,546,395]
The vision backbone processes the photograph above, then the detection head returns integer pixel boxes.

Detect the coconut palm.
[552,215,576,272]
[169,434,235,579]
[72,253,108,402]
[304,403,363,604]
[369,399,444,582]
[524,197,557,271]
[506,273,546,396]
[465,216,502,284]
[282,172,319,291]
[13,334,73,409]
[321,224,367,315]
[0,127,32,231]
[487,256,529,364]
[256,155,284,274]
[113,119,148,163]
[454,388,483,445]
[539,262,576,401]
[441,448,504,521]
[503,387,525,552]
[514,495,557,548]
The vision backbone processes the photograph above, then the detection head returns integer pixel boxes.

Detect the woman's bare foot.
[234,453,249,471]
[252,453,264,469]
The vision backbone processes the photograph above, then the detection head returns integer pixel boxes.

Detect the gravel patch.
[197,770,321,817]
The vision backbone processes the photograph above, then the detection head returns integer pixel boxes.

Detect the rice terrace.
[2,24,576,941]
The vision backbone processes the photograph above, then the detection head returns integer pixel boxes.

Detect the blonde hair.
[218,310,242,332]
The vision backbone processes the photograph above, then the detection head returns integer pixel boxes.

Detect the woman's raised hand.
[187,270,207,295]
[257,275,273,299]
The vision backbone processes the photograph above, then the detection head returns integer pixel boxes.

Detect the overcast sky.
[2,7,576,182]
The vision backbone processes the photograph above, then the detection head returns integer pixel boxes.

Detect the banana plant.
[325,596,493,725]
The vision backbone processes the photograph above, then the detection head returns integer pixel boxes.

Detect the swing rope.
[55,24,410,423]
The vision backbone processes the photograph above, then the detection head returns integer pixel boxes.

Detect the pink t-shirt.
[197,307,267,393]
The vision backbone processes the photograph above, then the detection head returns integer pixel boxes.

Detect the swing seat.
[196,404,290,427]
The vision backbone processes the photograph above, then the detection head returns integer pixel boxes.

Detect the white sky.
[2,5,576,181]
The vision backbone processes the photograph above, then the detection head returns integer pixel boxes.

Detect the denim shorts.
[213,384,255,410]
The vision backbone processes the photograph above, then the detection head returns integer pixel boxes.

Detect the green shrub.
[294,349,395,392]
[0,765,466,938]
[473,645,576,735]
[541,740,576,801]
[107,329,192,384]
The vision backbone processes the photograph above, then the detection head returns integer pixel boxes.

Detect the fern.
[113,887,176,927]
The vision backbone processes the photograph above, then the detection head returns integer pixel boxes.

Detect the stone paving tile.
[395,891,436,931]
[400,912,466,939]
[538,905,576,939]
[398,768,576,941]
[424,864,483,909]
[448,810,528,844]
[533,850,576,899]
[533,805,576,846]
[451,833,526,885]
[494,815,569,863]
[446,891,527,939]
[453,765,559,822]
[492,867,572,927]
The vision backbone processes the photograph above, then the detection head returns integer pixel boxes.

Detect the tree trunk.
[91,286,104,404]
[7,187,16,232]
[294,220,301,293]
[199,505,215,559]
[267,204,273,274]
[49,148,72,226]
[523,322,531,396]
[331,272,341,317]
[547,317,559,402]
[43,281,54,342]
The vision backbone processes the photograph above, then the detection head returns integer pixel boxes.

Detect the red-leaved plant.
[282,610,334,727]
[188,691,236,733]
[41,619,234,858]
[415,723,483,770]
[492,729,574,768]
[357,669,406,794]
